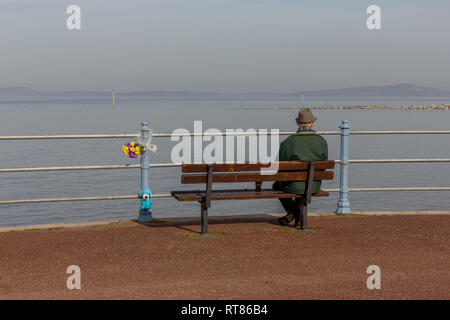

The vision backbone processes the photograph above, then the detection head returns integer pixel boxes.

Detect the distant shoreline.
[249,104,450,110]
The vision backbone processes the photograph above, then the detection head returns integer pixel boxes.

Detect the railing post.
[137,122,154,222]
[336,120,352,214]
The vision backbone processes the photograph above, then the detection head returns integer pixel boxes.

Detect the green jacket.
[277,127,328,194]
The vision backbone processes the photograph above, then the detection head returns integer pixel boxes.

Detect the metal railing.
[1,121,450,215]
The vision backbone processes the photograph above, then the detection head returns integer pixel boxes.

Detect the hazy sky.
[1,0,450,92]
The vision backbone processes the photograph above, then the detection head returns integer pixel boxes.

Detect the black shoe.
[278,216,291,226]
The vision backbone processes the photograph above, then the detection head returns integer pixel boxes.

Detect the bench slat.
[171,189,330,202]
[182,161,335,173]
[181,171,334,184]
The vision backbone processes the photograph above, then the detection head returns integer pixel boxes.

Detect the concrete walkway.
[0,213,449,299]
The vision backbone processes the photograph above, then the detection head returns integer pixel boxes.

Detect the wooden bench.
[171,161,335,234]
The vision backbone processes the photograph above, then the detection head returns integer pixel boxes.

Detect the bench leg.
[296,198,308,230]
[200,201,208,234]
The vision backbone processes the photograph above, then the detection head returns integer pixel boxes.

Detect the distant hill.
[297,83,450,97]
[1,83,450,99]
[0,86,46,97]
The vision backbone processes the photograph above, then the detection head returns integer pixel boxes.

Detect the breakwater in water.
[257,104,450,110]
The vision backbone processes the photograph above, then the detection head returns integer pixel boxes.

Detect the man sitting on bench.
[274,108,329,226]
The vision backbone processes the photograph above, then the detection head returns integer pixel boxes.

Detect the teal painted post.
[138,122,154,222]
[336,120,352,214]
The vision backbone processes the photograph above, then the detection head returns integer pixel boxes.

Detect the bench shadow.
[134,215,285,234]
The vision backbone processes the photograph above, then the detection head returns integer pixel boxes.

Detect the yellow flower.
[135,146,141,155]
[122,146,129,156]
[130,141,135,147]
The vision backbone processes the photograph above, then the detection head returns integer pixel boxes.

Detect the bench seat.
[171,189,329,202]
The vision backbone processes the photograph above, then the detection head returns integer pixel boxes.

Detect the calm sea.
[1,96,450,227]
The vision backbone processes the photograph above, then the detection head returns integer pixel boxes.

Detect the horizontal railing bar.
[154,130,450,137]
[0,132,338,140]
[294,187,450,192]
[3,159,450,173]
[0,134,137,140]
[0,164,140,173]
[347,159,450,163]
[152,131,450,137]
[0,163,182,173]
[150,163,183,168]
[350,130,450,135]
[2,130,450,141]
[0,193,172,205]
[348,187,450,191]
[152,131,340,137]
[2,187,450,205]
[322,188,340,192]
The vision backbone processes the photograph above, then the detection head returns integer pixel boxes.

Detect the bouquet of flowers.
[122,141,145,159]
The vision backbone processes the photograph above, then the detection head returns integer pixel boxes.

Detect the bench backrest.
[181,161,335,207]
[181,161,335,184]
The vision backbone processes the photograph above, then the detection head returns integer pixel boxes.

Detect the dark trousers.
[273,182,301,222]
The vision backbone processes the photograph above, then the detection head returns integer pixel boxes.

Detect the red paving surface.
[0,214,449,300]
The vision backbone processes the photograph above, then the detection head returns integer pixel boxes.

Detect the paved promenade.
[0,213,449,299]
